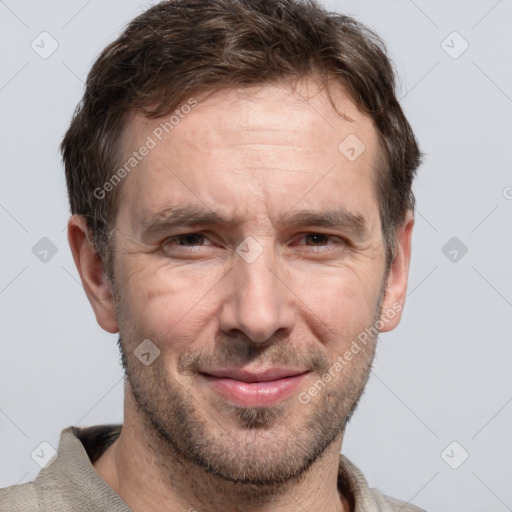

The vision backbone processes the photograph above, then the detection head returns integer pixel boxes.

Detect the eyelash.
[161,232,347,254]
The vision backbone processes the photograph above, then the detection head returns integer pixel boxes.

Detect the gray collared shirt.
[0,425,426,511]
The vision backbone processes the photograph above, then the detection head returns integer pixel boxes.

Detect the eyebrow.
[136,204,368,239]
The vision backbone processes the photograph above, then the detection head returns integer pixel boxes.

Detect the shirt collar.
[35,424,382,512]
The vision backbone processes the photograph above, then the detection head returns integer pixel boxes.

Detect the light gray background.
[1,1,511,510]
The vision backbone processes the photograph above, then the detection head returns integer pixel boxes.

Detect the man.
[0,0,425,510]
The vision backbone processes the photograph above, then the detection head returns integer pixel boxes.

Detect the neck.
[93,391,350,512]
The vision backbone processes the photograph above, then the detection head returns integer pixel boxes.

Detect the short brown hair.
[61,0,422,280]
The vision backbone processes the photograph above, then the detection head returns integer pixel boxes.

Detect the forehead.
[116,79,381,229]
[122,79,378,155]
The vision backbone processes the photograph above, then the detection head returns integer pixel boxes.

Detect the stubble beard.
[112,272,387,491]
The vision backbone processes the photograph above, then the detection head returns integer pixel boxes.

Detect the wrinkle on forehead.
[115,79,381,242]
[122,78,376,156]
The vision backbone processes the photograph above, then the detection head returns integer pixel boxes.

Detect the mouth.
[198,367,311,407]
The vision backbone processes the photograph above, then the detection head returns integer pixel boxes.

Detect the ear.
[67,214,119,333]
[379,211,414,332]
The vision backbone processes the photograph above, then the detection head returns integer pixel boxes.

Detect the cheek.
[298,264,382,346]
[118,259,225,347]
[116,247,384,355]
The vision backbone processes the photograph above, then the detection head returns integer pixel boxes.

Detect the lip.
[199,368,310,407]
[202,367,309,383]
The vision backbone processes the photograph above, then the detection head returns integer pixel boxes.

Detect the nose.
[218,241,296,344]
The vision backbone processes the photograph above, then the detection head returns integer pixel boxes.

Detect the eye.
[295,233,346,248]
[159,231,347,259]
[302,233,330,246]
[161,232,217,257]
[166,233,209,246]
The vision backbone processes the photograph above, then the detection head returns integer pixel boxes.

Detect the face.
[103,79,405,485]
